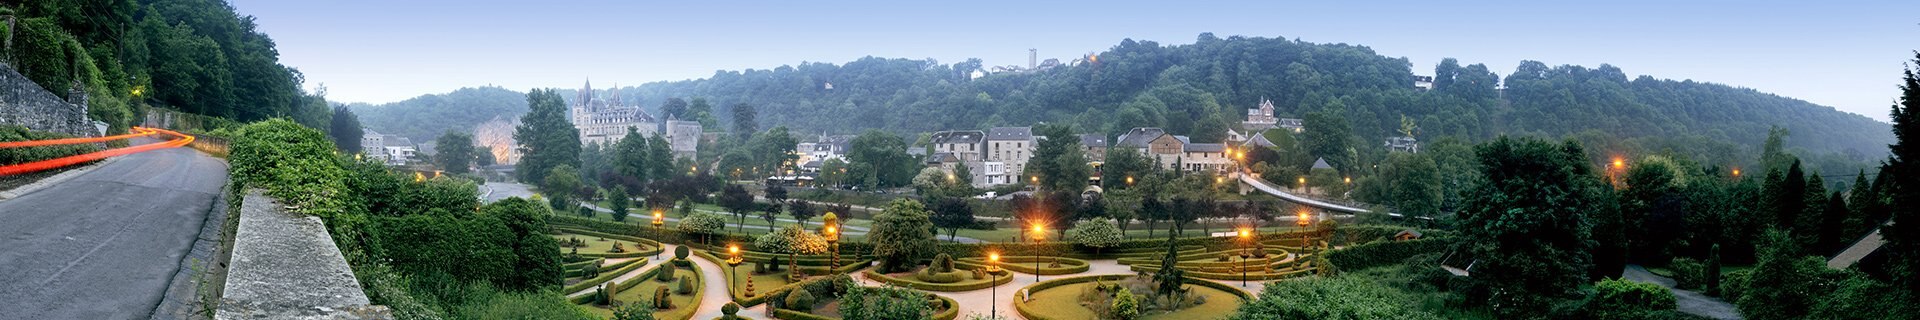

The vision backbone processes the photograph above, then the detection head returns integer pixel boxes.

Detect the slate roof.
[1185,143,1225,153]
[931,130,985,145]
[1114,128,1167,148]
[1312,157,1334,170]
[987,127,1033,141]
[1078,134,1108,148]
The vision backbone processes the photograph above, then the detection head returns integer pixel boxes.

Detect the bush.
[611,301,656,320]
[1112,287,1140,320]
[676,245,691,260]
[656,262,677,282]
[933,253,956,272]
[1668,258,1706,290]
[677,275,696,294]
[753,261,766,274]
[972,268,987,280]
[1576,278,1677,319]
[786,288,816,311]
[1324,237,1450,272]
[653,287,675,309]
[721,301,741,317]
[769,256,784,271]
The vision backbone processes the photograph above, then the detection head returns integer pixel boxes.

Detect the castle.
[569,79,657,146]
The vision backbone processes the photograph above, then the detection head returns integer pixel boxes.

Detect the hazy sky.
[231,0,1919,121]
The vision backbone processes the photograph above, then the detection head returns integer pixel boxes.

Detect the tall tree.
[544,164,583,212]
[1301,110,1354,172]
[1884,51,1920,292]
[731,102,758,142]
[846,129,915,188]
[329,105,363,153]
[515,89,581,184]
[1460,136,1603,317]
[660,98,690,118]
[646,134,674,180]
[929,196,975,243]
[614,128,652,184]
[435,130,477,174]
[719,184,755,233]
[1030,124,1090,193]
[609,185,630,222]
[870,199,936,273]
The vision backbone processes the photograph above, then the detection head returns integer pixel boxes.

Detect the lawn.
[1022,280,1242,320]
[552,233,653,255]
[582,263,705,320]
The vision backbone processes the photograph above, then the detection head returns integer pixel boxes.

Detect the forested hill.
[587,33,1888,162]
[347,86,527,142]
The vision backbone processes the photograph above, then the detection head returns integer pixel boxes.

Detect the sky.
[230,0,1920,121]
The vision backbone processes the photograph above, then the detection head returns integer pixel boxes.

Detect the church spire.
[579,78,594,108]
[611,82,621,106]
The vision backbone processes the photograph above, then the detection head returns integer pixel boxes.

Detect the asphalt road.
[0,141,229,319]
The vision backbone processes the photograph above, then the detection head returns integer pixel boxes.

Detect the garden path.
[1622,265,1742,320]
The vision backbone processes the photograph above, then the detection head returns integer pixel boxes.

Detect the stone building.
[665,117,702,161]
[1114,127,1231,174]
[569,79,656,146]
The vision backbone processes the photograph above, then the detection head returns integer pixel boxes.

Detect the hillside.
[347,86,527,142]
[371,34,1893,168]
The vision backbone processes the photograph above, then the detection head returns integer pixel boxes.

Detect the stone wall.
[217,189,390,320]
[0,62,94,137]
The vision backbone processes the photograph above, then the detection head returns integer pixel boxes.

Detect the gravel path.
[1623,265,1742,320]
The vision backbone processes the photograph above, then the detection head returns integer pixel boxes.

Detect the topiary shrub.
[972,268,987,280]
[785,288,816,311]
[675,245,691,260]
[769,256,784,271]
[752,261,766,274]
[656,262,677,282]
[1669,258,1706,290]
[933,253,955,272]
[721,301,741,318]
[653,287,675,309]
[677,275,696,294]
[1577,278,1676,318]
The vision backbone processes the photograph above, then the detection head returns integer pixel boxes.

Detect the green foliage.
[1887,52,1920,293]
[543,164,582,211]
[1068,217,1124,251]
[0,126,100,165]
[755,224,828,255]
[785,288,816,311]
[1459,136,1605,317]
[449,286,596,320]
[653,287,674,309]
[1112,287,1141,320]
[1669,258,1707,290]
[516,88,581,184]
[675,245,691,260]
[1153,231,1186,298]
[1324,238,1451,272]
[677,275,696,294]
[847,129,918,188]
[1031,124,1091,192]
[329,106,364,152]
[932,253,956,273]
[230,119,350,219]
[656,261,677,282]
[352,87,528,143]
[839,285,934,320]
[1574,279,1677,319]
[611,300,657,320]
[1229,276,1444,320]
[676,212,726,235]
[871,199,938,272]
[435,130,476,174]
[609,186,630,221]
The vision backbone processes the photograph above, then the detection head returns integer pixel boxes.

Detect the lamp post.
[727,244,745,298]
[1238,228,1252,287]
[824,223,840,271]
[1297,210,1312,252]
[652,209,665,259]
[988,252,1002,318]
[1030,223,1045,282]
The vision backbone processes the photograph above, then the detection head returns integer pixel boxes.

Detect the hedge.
[561,257,650,295]
[954,256,1091,275]
[569,260,708,320]
[861,268,1013,292]
[1013,274,1252,320]
[769,293,958,320]
[1324,237,1452,271]
[553,227,667,258]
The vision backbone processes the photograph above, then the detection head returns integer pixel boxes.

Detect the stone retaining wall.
[216,189,390,319]
[0,62,94,137]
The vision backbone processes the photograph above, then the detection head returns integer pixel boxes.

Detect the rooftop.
[987,127,1032,141]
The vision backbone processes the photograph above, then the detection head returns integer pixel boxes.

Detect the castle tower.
[610,83,621,107]
[578,78,593,110]
[1028,48,1037,70]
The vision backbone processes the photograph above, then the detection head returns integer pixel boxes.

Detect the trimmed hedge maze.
[953,256,1091,275]
[1013,274,1250,320]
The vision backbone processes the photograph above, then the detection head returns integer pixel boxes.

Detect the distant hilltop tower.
[1029,48,1037,70]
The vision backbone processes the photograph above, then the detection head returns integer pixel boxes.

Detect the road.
[0,140,229,319]
[1622,265,1741,320]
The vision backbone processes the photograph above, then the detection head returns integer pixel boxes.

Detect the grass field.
[581,264,704,319]
[553,233,652,254]
[1023,281,1242,320]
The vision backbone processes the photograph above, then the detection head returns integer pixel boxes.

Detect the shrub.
[1580,278,1677,318]
[721,301,741,317]
[753,261,766,274]
[653,287,674,309]
[769,256,784,271]
[933,253,956,272]
[656,262,677,282]
[1668,258,1706,290]
[1112,287,1140,320]
[786,288,816,311]
[677,275,696,294]
[972,268,987,280]
[611,301,656,320]
[1324,237,1450,272]
[675,246,691,260]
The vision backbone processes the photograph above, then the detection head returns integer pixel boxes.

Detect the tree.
[1068,217,1123,255]
[1102,148,1154,190]
[787,199,818,226]
[544,165,583,212]
[1112,287,1141,320]
[1371,152,1441,219]
[436,130,477,174]
[1153,228,1186,298]
[660,98,690,118]
[846,129,916,189]
[1030,124,1091,193]
[614,128,652,184]
[480,197,566,290]
[646,134,675,180]
[929,196,975,243]
[329,106,363,153]
[1460,136,1603,317]
[759,202,782,230]
[1301,110,1354,173]
[677,212,726,244]
[869,199,936,273]
[609,185,630,222]
[1770,160,1808,232]
[516,89,581,184]
[719,184,755,232]
[755,126,799,172]
[731,102,757,142]
[1886,51,1920,292]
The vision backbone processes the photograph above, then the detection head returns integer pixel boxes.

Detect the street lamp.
[1125,176,1134,186]
[727,244,748,297]
[1732,168,1742,177]
[824,223,840,271]
[652,209,665,259]
[1297,210,1312,252]
[1238,228,1252,287]
[1297,176,1306,192]
[1030,223,1045,282]
[988,252,1002,318]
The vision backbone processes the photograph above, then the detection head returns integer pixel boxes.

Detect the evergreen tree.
[646,134,674,180]
[1460,136,1602,317]
[329,106,363,153]
[1771,160,1807,231]
[1885,51,1920,292]
[610,185,631,222]
[615,128,652,184]
[1819,192,1848,255]
[1153,225,1185,297]
[731,102,758,142]
[1031,124,1090,192]
[515,89,581,184]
